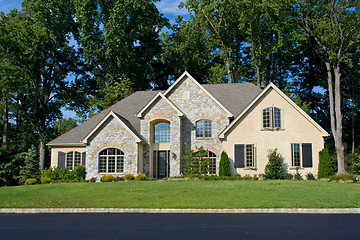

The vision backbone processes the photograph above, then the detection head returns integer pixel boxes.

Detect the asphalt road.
[0,213,359,240]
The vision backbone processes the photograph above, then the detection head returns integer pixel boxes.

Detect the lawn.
[0,180,359,208]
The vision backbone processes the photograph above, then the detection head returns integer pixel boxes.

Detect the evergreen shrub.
[40,177,51,184]
[124,174,135,180]
[318,148,337,178]
[264,149,285,179]
[19,146,41,184]
[305,172,316,180]
[219,151,230,176]
[25,178,37,185]
[100,175,116,182]
[135,174,147,181]
[71,165,86,181]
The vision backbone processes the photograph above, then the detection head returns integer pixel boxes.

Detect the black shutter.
[58,151,65,168]
[82,152,86,166]
[291,143,294,166]
[234,144,245,168]
[302,143,313,167]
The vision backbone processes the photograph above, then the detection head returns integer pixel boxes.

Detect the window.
[66,151,82,170]
[263,107,282,129]
[291,143,313,168]
[99,148,124,173]
[154,122,170,143]
[234,144,256,168]
[208,151,217,174]
[196,120,212,138]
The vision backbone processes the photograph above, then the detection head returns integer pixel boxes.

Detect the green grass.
[0,180,359,208]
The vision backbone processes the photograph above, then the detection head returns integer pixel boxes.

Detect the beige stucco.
[50,146,86,168]
[221,88,325,177]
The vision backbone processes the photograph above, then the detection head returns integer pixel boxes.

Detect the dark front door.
[153,150,169,179]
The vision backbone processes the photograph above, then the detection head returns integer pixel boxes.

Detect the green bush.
[100,175,116,182]
[40,177,51,184]
[284,173,294,180]
[182,147,210,175]
[219,151,230,176]
[135,174,147,181]
[318,148,337,178]
[52,167,73,180]
[89,177,97,182]
[41,168,55,179]
[305,172,316,180]
[345,150,360,174]
[71,165,86,181]
[25,178,37,185]
[293,171,303,180]
[19,146,41,184]
[124,174,135,180]
[330,173,356,182]
[264,149,285,179]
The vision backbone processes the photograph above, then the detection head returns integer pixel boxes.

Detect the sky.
[0,0,189,120]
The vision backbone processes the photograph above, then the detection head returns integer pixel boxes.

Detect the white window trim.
[244,144,256,169]
[291,143,302,169]
[99,149,125,174]
[65,151,82,170]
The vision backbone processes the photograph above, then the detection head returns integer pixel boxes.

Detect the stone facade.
[86,116,139,180]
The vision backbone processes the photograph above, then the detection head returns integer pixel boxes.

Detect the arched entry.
[151,120,170,178]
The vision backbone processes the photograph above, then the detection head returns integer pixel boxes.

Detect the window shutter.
[302,143,313,167]
[234,144,245,168]
[58,151,65,168]
[82,152,86,166]
[291,143,294,167]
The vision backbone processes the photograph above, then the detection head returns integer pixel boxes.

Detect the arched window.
[154,122,170,143]
[66,151,81,170]
[196,120,212,138]
[207,151,217,175]
[99,148,124,173]
[263,107,281,129]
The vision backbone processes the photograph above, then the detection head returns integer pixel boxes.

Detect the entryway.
[153,150,170,178]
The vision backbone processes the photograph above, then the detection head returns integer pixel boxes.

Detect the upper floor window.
[263,107,282,129]
[154,122,170,143]
[196,120,212,138]
[66,151,82,170]
[99,148,124,173]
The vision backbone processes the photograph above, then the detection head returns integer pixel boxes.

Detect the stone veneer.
[86,116,139,180]
[166,77,230,174]
[140,97,181,177]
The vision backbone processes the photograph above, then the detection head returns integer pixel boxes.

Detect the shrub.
[40,177,51,184]
[19,146,41,184]
[264,149,285,179]
[71,165,86,181]
[346,150,360,174]
[89,177,97,182]
[318,148,337,178]
[116,177,125,181]
[293,170,303,180]
[41,168,55,179]
[124,174,135,180]
[219,151,230,176]
[182,147,210,175]
[100,175,116,182]
[52,167,73,180]
[284,173,294,180]
[306,172,316,180]
[25,178,37,185]
[135,174,147,181]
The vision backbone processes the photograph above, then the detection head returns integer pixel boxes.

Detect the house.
[47,71,329,179]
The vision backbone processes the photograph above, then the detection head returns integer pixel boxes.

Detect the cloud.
[155,0,188,16]
[0,0,22,14]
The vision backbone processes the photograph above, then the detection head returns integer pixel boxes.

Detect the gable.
[219,83,329,139]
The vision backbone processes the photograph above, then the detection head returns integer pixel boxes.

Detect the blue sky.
[1,0,188,120]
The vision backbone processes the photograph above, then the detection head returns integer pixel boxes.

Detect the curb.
[1,208,360,214]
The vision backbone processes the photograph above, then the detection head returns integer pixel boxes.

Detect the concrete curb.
[1,208,360,214]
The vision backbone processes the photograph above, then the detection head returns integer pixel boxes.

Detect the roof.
[47,72,262,146]
[219,83,329,139]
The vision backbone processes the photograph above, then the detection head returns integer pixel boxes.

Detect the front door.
[153,150,169,178]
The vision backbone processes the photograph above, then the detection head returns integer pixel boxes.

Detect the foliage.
[264,149,285,179]
[89,177,97,182]
[100,175,117,182]
[53,118,78,136]
[0,147,25,186]
[71,165,86,181]
[305,173,316,181]
[24,178,37,185]
[293,170,303,181]
[329,174,356,182]
[345,148,360,174]
[124,174,135,181]
[182,147,210,175]
[318,148,337,178]
[284,173,294,180]
[19,146,41,184]
[219,151,230,176]
[135,174,147,181]
[40,177,51,184]
[52,168,73,181]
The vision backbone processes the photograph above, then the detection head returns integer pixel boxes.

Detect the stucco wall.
[86,116,139,180]
[221,88,325,177]
[166,76,230,174]
[50,147,86,168]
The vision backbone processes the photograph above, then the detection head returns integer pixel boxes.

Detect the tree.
[219,151,230,176]
[19,145,41,184]
[297,0,360,174]
[264,149,285,179]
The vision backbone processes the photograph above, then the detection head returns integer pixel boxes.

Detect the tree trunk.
[325,62,346,175]
[39,140,46,170]
[2,93,8,147]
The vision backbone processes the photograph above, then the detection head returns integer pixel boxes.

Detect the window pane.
[274,107,281,128]
[293,144,301,167]
[246,145,253,167]
[99,156,107,173]
[108,148,115,155]
[108,156,115,173]
[263,108,270,128]
[196,120,204,138]
[208,151,216,174]
[74,152,81,167]
[117,156,124,173]
[204,120,212,137]
[66,152,73,170]
[99,149,107,156]
[154,122,170,143]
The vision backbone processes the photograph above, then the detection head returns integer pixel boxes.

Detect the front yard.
[0,180,359,208]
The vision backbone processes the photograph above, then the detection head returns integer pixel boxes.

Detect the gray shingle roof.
[48,83,261,146]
